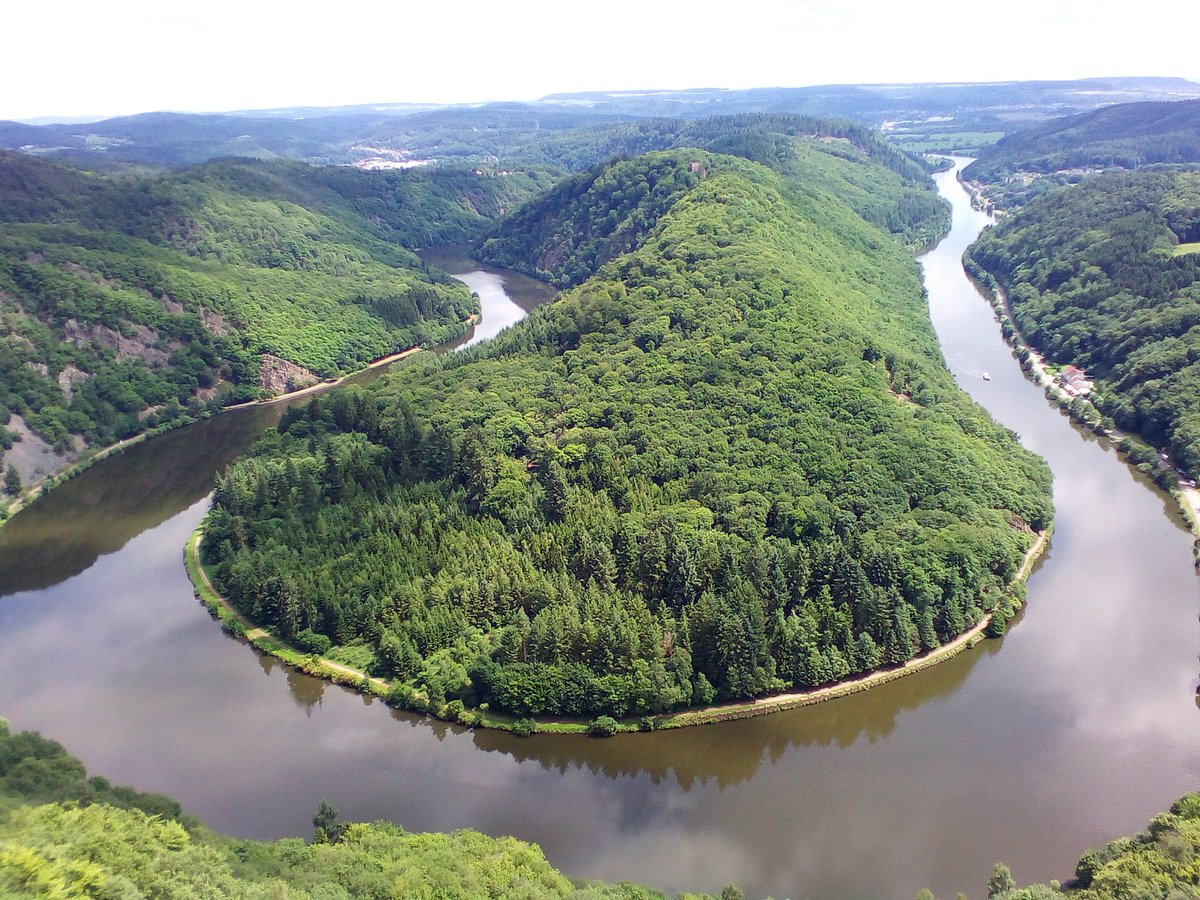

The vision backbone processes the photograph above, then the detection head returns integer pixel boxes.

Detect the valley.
[2,151,1198,897]
[4,24,1200,888]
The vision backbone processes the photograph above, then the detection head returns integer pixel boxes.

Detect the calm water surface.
[2,171,1199,898]
[423,246,555,353]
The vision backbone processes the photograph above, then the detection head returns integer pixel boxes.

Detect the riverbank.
[656,527,1049,728]
[186,523,1050,736]
[1,430,158,526]
[0,346,429,531]
[221,346,425,412]
[964,257,1200,554]
[957,172,999,216]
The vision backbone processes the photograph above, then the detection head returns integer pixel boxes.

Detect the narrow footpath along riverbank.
[659,527,1050,727]
[185,523,1051,734]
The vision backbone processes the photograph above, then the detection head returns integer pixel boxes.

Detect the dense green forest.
[967,168,1200,476]
[0,717,724,898]
[479,116,949,288]
[964,99,1200,207]
[508,114,951,249]
[201,129,1051,723]
[0,152,546,460]
[479,151,709,288]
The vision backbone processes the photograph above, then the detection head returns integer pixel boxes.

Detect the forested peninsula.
[0,152,547,498]
[967,168,1200,479]
[198,118,1052,727]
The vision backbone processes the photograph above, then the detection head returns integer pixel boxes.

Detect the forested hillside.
[478,151,707,288]
[964,99,1200,207]
[201,133,1051,723]
[967,169,1200,474]
[0,718,720,898]
[482,115,950,275]
[0,152,544,477]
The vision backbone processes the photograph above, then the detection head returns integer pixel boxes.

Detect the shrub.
[295,629,332,656]
[386,683,414,709]
[222,618,246,638]
[589,716,618,737]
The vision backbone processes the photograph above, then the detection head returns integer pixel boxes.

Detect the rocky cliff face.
[257,354,319,394]
[62,319,177,367]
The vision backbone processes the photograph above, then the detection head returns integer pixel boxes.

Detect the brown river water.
[1,164,1198,898]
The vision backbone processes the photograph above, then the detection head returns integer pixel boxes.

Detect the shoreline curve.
[185,523,1050,736]
[964,255,1200,553]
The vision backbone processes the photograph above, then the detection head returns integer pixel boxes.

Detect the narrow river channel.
[1,167,1198,899]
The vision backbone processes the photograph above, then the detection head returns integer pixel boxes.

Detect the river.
[1,164,1198,898]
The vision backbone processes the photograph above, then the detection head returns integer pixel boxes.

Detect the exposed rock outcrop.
[57,364,91,402]
[257,353,319,395]
[198,307,232,337]
[62,319,178,367]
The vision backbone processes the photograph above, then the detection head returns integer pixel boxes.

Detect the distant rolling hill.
[477,113,950,288]
[964,98,1200,207]
[5,78,1199,169]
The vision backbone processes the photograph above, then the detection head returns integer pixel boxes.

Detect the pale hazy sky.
[5,0,1198,121]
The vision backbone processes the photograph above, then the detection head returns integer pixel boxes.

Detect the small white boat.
[982,372,992,381]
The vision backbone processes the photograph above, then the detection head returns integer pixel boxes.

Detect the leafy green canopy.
[0,718,716,899]
[203,140,1050,720]
[0,152,544,452]
[482,115,949,284]
[968,168,1200,473]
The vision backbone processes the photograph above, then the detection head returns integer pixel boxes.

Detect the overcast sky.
[5,0,1198,121]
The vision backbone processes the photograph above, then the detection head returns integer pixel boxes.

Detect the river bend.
[0,168,1197,898]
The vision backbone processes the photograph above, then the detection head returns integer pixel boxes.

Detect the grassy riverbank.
[186,523,1049,736]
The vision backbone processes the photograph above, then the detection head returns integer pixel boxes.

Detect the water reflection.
[0,387,329,596]
[281,667,327,716]
[467,641,993,791]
